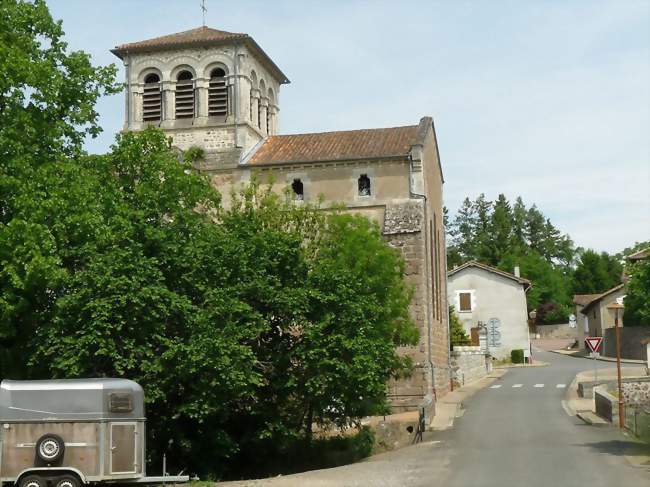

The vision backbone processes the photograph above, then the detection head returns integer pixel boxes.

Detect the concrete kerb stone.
[494,361,549,369]
[430,368,508,431]
[549,349,648,366]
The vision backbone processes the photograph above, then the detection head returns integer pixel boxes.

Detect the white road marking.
[556,384,566,388]
[534,384,544,388]
[490,385,502,389]
[512,384,523,388]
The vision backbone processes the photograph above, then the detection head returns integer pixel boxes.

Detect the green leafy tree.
[4,127,419,477]
[572,249,622,294]
[623,259,650,327]
[511,196,527,250]
[0,0,118,225]
[489,194,513,265]
[449,306,471,347]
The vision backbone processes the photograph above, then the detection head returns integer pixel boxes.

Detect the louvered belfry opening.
[142,73,162,122]
[208,68,228,118]
[175,71,195,119]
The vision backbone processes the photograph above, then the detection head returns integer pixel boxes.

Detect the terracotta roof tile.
[112,26,247,54]
[627,248,649,261]
[579,283,625,314]
[247,125,419,165]
[111,26,289,84]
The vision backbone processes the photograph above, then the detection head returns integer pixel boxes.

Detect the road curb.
[430,368,508,431]
[548,349,647,365]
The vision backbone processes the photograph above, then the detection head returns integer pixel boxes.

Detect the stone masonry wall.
[451,346,487,388]
[169,126,236,151]
[383,200,450,412]
[603,327,650,361]
[384,230,432,412]
[622,381,650,408]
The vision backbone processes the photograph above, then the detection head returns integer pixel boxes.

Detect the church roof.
[111,26,289,84]
[246,124,420,166]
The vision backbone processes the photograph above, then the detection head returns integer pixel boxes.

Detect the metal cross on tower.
[200,0,207,26]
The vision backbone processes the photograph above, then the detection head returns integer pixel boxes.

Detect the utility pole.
[612,304,625,428]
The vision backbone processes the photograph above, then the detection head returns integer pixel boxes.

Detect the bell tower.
[111,26,289,167]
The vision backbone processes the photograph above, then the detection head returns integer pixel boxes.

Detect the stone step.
[576,411,609,426]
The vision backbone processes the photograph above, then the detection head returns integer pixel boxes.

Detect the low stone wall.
[595,381,650,427]
[622,381,650,407]
[595,386,619,425]
[535,323,575,339]
[578,376,650,399]
[451,346,487,388]
[603,327,650,361]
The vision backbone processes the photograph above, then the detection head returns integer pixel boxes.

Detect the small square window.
[109,392,133,413]
[458,292,473,312]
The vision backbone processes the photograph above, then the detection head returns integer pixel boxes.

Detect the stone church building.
[111,26,450,413]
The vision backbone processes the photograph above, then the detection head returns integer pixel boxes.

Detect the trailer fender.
[15,468,87,485]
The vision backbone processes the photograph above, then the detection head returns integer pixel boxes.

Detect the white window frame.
[455,290,476,313]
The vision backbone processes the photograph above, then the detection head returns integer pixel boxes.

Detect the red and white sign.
[585,336,603,353]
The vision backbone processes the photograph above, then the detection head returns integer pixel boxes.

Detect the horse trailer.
[0,379,188,487]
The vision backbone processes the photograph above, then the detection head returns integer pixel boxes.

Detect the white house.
[448,261,531,360]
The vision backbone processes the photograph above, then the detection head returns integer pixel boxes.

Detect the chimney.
[514,266,520,278]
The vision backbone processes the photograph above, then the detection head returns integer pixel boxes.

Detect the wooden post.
[614,308,624,428]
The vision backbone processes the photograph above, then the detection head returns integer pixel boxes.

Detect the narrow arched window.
[292,179,304,201]
[358,174,371,196]
[266,88,274,134]
[175,71,195,119]
[208,68,228,118]
[142,73,161,122]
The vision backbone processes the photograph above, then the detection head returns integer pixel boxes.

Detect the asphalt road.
[224,351,650,487]
[439,349,649,487]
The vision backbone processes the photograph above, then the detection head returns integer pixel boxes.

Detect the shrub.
[511,349,525,364]
[184,145,206,163]
[449,306,471,348]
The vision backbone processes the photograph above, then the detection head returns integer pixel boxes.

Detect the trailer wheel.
[54,475,80,487]
[35,434,65,463]
[19,475,45,487]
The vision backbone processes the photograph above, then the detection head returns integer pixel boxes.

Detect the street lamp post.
[528,310,537,364]
[610,303,625,428]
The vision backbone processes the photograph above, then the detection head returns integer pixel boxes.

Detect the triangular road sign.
[585,336,603,353]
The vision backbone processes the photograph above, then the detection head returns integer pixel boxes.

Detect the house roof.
[579,283,625,315]
[573,294,602,307]
[626,248,649,262]
[447,261,532,291]
[246,124,420,166]
[111,26,289,84]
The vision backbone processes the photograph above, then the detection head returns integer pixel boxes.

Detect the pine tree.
[450,197,478,260]
[472,193,492,263]
[525,205,546,253]
[511,196,527,251]
[490,194,513,265]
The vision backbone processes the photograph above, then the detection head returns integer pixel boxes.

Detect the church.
[111,25,450,414]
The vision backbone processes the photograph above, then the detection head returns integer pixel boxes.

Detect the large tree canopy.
[0,1,418,478]
[1,125,418,476]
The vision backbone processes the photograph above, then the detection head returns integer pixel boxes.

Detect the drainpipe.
[125,54,131,129]
[234,44,241,148]
[407,153,436,401]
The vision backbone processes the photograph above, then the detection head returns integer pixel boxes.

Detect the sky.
[47,0,650,254]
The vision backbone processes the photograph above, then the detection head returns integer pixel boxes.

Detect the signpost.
[585,336,603,384]
[569,314,576,328]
